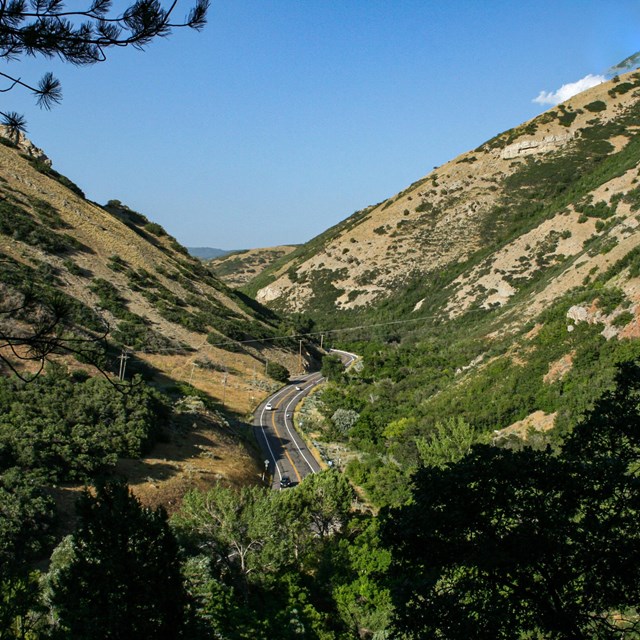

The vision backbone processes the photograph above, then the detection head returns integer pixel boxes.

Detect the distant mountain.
[210,245,298,288]
[607,51,640,77]
[187,247,235,260]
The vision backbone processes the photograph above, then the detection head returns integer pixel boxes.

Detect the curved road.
[254,349,357,489]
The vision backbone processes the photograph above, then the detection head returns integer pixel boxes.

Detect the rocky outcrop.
[0,126,51,167]
[500,134,573,159]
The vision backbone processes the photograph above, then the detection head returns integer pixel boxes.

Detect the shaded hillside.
[250,69,640,328]
[210,245,297,288]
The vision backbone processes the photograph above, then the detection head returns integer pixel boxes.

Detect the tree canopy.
[0,0,209,134]
[46,481,185,638]
[382,363,640,639]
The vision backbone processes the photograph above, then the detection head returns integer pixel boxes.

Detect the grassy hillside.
[0,135,314,509]
[251,70,640,325]
[210,244,298,288]
[0,139,307,389]
[263,70,640,509]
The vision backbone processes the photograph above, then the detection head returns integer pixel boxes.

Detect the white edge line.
[259,354,356,484]
[282,374,323,474]
[258,404,282,481]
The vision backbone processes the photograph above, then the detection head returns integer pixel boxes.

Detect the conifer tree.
[48,481,186,638]
[0,1,209,136]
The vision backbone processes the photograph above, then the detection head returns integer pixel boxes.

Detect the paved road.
[254,349,357,489]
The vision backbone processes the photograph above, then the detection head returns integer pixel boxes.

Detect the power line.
[123,301,521,370]
[196,305,516,349]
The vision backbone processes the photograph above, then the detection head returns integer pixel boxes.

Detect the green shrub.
[62,259,83,276]
[0,199,78,254]
[557,108,577,127]
[584,100,607,113]
[144,222,167,236]
[608,82,635,97]
[107,255,128,272]
[266,361,290,383]
[90,278,128,317]
[0,370,168,482]
[612,311,634,328]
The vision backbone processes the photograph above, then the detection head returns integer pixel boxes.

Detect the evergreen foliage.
[382,363,640,639]
[266,361,290,383]
[0,366,168,481]
[47,482,185,639]
[0,0,209,134]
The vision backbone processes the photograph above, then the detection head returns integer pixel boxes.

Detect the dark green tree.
[180,555,246,640]
[296,469,353,538]
[331,517,394,638]
[173,484,287,600]
[382,363,640,639]
[0,468,55,639]
[0,368,167,481]
[321,354,343,382]
[266,361,290,384]
[48,481,186,639]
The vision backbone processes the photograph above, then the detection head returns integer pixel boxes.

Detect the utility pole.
[251,360,257,403]
[298,340,303,374]
[189,361,198,384]
[117,350,129,381]
[320,333,324,350]
[222,370,228,408]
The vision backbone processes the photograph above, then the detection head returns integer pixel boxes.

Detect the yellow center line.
[270,389,302,483]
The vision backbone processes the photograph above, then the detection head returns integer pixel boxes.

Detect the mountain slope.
[250,70,640,326]
[0,135,304,414]
[245,68,640,510]
[210,245,298,288]
[187,246,233,260]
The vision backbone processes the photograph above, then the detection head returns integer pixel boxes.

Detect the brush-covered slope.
[0,134,302,413]
[272,68,640,510]
[210,245,297,288]
[250,70,640,323]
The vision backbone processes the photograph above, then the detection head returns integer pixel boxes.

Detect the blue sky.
[4,1,640,249]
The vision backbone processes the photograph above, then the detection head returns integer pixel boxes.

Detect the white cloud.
[533,74,606,106]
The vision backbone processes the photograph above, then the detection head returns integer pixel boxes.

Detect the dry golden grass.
[0,139,307,509]
[118,408,264,514]
[45,403,265,536]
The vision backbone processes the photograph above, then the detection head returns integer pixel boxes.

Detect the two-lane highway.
[254,349,357,489]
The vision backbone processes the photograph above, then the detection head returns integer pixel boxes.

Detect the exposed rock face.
[566,305,593,324]
[567,303,639,341]
[257,281,293,303]
[500,133,573,159]
[0,126,51,167]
